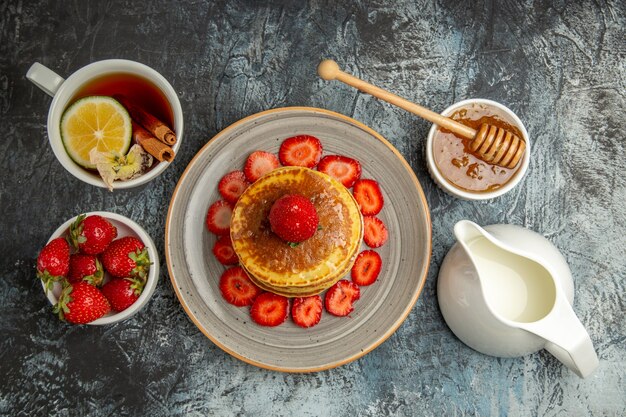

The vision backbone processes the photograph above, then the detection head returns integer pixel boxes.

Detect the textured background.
[1,0,625,416]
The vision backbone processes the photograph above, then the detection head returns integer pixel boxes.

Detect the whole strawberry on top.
[69,214,118,255]
[54,281,111,324]
[269,194,319,243]
[101,236,151,279]
[37,237,70,292]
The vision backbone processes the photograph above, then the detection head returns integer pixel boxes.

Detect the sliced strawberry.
[278,135,323,168]
[250,292,289,326]
[363,216,388,248]
[317,155,362,188]
[353,179,384,215]
[219,266,261,307]
[351,250,382,286]
[212,235,238,265]
[244,151,280,183]
[324,280,360,317]
[218,170,249,204]
[205,200,233,235]
[291,295,323,328]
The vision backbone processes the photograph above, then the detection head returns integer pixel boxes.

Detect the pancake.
[230,166,363,297]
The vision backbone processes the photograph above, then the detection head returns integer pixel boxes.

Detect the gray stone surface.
[1,0,624,416]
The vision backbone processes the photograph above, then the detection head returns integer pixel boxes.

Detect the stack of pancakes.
[230,166,363,297]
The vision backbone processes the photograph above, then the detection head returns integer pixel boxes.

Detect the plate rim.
[165,106,432,372]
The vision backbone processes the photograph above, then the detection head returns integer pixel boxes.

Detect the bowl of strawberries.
[36,211,160,325]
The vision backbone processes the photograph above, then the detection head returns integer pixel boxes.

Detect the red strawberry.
[69,214,118,255]
[219,266,261,307]
[363,216,388,248]
[205,200,233,235]
[67,254,104,286]
[244,151,280,183]
[269,194,319,243]
[212,235,238,265]
[101,236,151,279]
[101,278,144,312]
[54,281,110,324]
[353,179,384,215]
[250,292,289,326]
[37,237,70,292]
[278,135,323,168]
[351,250,382,286]
[317,155,362,188]
[218,170,249,204]
[324,280,361,317]
[291,295,323,328]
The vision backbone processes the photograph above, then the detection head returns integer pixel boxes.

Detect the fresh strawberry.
[269,194,319,243]
[54,281,110,324]
[67,254,104,286]
[244,151,280,183]
[37,237,70,292]
[101,278,144,312]
[205,200,233,235]
[317,155,362,188]
[363,216,388,248]
[351,250,382,286]
[324,280,361,317]
[212,235,238,265]
[69,214,118,255]
[291,295,323,328]
[278,135,323,168]
[353,179,384,215]
[218,170,249,204]
[219,266,261,307]
[250,292,289,326]
[101,236,151,279]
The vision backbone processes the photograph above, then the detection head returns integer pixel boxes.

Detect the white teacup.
[26,59,183,189]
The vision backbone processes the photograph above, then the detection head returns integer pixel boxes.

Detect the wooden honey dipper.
[317,60,526,169]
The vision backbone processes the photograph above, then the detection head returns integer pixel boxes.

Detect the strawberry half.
[324,280,361,317]
[54,281,111,324]
[37,237,70,292]
[317,155,362,188]
[291,295,323,328]
[212,235,238,265]
[101,236,151,279]
[278,135,323,168]
[353,179,384,215]
[269,194,319,243]
[244,151,280,183]
[67,253,104,286]
[363,216,388,248]
[351,250,382,286]
[250,292,289,326]
[219,266,261,307]
[218,170,249,204]
[101,277,144,312]
[205,200,233,235]
[69,214,118,255]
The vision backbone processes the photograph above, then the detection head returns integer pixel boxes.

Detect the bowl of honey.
[426,99,529,200]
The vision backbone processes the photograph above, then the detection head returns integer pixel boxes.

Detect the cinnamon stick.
[132,121,175,162]
[114,94,177,146]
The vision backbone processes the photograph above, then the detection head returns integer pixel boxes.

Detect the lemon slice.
[60,96,132,169]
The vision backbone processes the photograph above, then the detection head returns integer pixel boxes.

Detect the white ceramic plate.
[165,107,431,371]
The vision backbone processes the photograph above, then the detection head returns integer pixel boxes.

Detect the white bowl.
[426,98,530,200]
[42,211,160,325]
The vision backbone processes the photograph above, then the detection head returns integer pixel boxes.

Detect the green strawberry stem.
[129,247,151,280]
[68,213,87,249]
[125,277,145,297]
[52,279,73,321]
[37,270,65,293]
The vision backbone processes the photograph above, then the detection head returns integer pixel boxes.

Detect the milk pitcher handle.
[26,62,65,97]
[521,296,599,378]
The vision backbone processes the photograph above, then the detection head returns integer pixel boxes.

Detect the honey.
[432,104,524,193]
